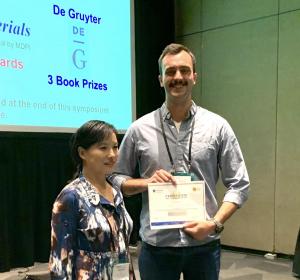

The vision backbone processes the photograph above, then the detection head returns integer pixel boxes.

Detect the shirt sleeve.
[111,127,138,189]
[49,189,78,279]
[218,121,250,207]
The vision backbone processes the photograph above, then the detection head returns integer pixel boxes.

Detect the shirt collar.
[78,175,122,207]
[160,101,197,121]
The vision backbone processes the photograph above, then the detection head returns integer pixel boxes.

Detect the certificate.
[148,181,206,230]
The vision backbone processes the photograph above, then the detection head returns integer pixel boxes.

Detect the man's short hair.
[158,43,196,75]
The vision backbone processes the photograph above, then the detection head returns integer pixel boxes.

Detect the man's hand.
[182,220,216,240]
[121,169,176,195]
[146,169,177,185]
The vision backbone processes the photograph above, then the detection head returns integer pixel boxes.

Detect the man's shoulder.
[129,109,158,128]
[196,106,237,138]
[197,106,228,124]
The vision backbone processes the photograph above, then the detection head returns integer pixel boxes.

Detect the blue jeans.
[138,240,221,280]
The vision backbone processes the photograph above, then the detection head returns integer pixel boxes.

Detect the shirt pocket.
[192,136,218,163]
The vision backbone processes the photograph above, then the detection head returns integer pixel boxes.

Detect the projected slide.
[0,1,134,132]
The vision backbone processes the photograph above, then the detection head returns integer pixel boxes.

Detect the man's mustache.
[169,80,188,87]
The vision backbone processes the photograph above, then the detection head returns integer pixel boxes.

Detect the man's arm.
[183,201,238,240]
[183,121,249,240]
[214,201,238,224]
[121,178,148,196]
[122,169,177,196]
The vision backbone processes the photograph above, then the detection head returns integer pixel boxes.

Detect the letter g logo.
[72,49,87,69]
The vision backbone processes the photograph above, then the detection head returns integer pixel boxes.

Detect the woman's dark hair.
[69,120,118,179]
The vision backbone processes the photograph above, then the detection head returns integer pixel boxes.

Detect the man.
[112,43,250,280]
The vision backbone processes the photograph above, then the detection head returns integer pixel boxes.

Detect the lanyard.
[159,108,196,173]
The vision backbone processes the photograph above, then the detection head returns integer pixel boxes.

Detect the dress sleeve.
[49,189,78,279]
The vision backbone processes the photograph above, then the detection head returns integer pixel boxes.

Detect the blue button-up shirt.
[112,101,249,247]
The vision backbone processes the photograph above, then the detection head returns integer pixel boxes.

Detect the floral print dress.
[49,175,133,279]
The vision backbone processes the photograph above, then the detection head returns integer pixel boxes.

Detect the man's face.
[159,51,197,102]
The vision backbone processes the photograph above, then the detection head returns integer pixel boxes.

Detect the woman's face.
[79,132,118,175]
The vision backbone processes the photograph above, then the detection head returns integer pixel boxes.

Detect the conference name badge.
[112,262,130,280]
[172,171,192,183]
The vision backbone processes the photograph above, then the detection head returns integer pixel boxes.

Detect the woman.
[49,120,134,279]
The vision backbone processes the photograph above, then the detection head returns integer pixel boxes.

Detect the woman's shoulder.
[54,178,82,205]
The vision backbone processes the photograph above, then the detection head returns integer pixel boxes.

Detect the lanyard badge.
[111,255,130,280]
[112,262,130,280]
[172,172,192,183]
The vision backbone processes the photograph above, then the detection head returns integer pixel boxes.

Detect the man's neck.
[166,99,192,122]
